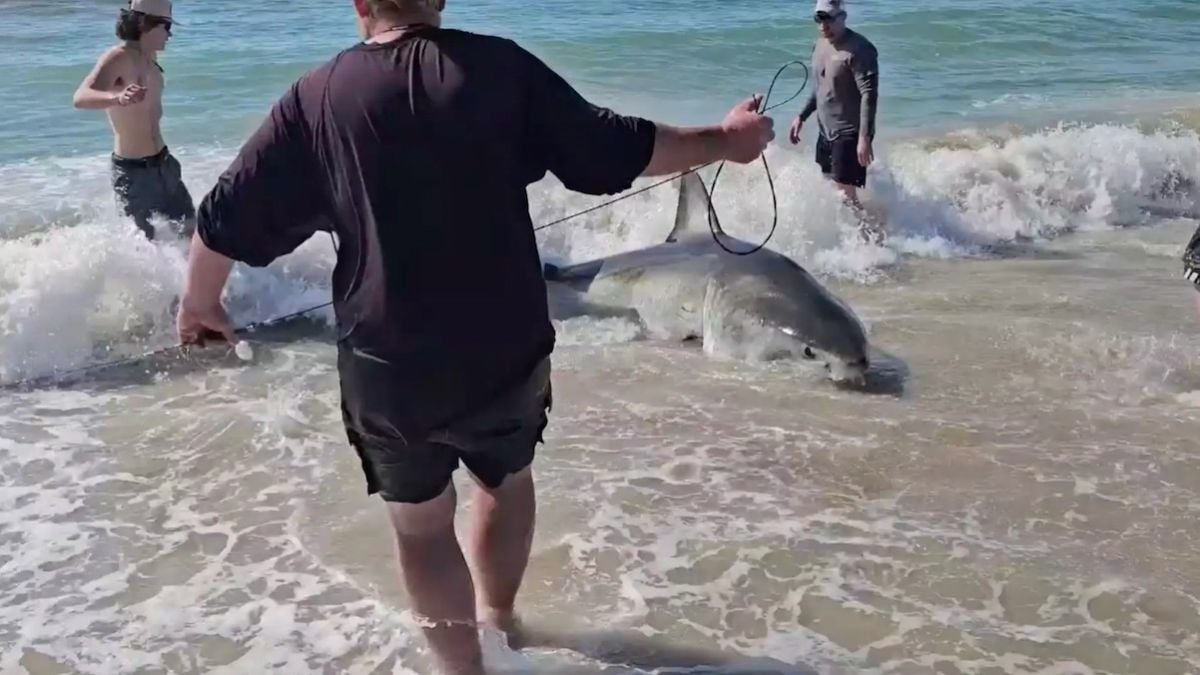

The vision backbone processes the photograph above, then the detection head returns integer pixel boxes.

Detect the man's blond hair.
[366,0,438,16]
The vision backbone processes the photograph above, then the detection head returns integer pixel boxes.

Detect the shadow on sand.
[509,622,819,674]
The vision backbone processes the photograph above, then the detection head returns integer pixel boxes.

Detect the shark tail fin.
[666,171,726,243]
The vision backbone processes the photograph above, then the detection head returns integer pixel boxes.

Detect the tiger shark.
[543,172,871,384]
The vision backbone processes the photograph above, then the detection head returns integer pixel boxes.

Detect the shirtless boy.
[74,0,194,240]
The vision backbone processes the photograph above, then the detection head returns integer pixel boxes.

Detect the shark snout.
[826,355,869,386]
[779,327,868,383]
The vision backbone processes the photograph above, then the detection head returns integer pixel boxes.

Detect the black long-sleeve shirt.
[196,27,657,443]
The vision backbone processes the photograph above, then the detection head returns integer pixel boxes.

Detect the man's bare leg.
[834,181,859,206]
[467,466,536,644]
[387,483,485,675]
[834,181,885,244]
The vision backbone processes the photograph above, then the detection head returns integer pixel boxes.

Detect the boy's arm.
[73,48,140,109]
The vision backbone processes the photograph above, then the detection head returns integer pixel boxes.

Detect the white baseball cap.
[814,0,847,15]
[129,0,177,22]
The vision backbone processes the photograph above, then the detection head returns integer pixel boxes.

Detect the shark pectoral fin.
[543,259,604,284]
[549,291,645,325]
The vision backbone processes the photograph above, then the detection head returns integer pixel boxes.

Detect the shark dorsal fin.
[666,172,727,243]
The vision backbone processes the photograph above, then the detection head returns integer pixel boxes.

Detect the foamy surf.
[535,121,1199,282]
[2,121,1196,384]
[2,114,1199,674]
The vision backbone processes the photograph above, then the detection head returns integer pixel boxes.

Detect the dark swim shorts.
[815,131,868,188]
[345,357,553,504]
[111,146,196,240]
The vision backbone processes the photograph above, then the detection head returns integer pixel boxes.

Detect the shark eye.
[803,347,816,359]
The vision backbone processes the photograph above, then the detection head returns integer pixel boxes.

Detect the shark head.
[675,173,871,385]
[701,268,871,385]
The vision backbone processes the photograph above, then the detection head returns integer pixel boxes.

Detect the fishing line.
[535,59,810,258]
[707,59,808,255]
[2,60,809,390]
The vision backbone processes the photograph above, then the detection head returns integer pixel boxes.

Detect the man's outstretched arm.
[642,95,774,176]
[520,44,774,196]
[178,234,237,345]
[176,79,331,346]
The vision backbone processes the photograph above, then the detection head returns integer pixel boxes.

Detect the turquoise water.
[2,0,1199,163]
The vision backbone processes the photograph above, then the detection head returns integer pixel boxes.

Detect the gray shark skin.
[544,173,871,384]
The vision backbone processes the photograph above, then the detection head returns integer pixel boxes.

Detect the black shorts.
[346,358,553,504]
[111,146,196,240]
[815,133,867,188]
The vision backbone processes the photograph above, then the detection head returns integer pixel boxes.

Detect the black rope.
[3,61,809,391]
[707,59,807,255]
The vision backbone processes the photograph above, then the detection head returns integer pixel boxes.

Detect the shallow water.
[4,221,1199,673]
[3,0,1200,673]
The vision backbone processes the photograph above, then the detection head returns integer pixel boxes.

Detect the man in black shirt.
[176,0,773,672]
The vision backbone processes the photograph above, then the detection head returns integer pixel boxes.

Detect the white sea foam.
[2,123,1197,383]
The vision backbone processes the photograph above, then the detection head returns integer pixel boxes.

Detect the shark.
[543,172,871,384]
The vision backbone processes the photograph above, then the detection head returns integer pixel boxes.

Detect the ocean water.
[2,0,1200,673]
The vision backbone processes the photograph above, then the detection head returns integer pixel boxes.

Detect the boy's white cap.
[814,0,846,15]
[129,0,177,22]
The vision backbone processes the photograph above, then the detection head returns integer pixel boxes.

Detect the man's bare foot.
[478,608,528,649]
[859,221,887,245]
